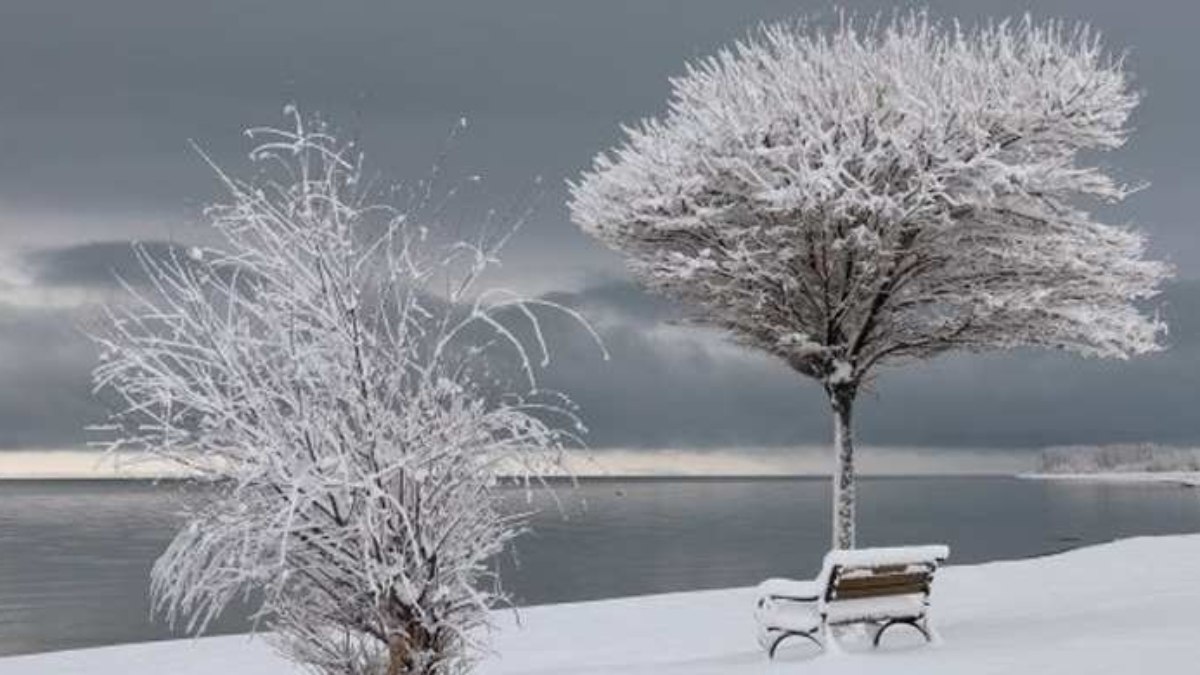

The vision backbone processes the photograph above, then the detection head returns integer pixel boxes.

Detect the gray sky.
[1,1,1197,472]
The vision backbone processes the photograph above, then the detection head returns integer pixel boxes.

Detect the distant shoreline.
[1018,471,1200,487]
[0,448,1036,480]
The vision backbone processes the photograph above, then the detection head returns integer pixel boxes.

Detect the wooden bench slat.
[830,571,931,600]
[835,571,931,591]
[833,582,929,600]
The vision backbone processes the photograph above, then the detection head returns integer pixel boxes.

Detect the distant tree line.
[1037,444,1200,474]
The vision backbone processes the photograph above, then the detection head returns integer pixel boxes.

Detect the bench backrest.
[818,545,949,606]
[825,563,936,602]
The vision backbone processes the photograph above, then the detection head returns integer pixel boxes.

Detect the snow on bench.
[754,544,950,657]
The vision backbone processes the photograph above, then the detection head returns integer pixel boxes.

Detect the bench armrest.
[757,578,821,604]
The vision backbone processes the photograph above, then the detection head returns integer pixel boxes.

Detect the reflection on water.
[2,477,1199,656]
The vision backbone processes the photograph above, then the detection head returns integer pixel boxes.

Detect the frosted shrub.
[92,110,599,675]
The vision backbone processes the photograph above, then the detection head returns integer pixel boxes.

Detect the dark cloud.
[1,1,1199,458]
[0,304,106,449]
[3,238,1199,453]
[24,241,180,288]
[486,279,1198,452]
[1,1,1197,267]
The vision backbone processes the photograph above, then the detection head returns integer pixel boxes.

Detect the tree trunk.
[386,627,433,675]
[386,621,445,675]
[386,635,410,675]
[830,390,856,550]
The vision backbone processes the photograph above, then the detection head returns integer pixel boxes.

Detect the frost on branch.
[91,110,597,675]
[569,13,1170,548]
[571,13,1169,381]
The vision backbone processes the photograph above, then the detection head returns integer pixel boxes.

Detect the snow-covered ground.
[6,534,1200,674]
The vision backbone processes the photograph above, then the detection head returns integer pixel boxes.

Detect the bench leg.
[767,630,823,659]
[872,618,931,647]
[924,618,943,645]
[823,624,844,655]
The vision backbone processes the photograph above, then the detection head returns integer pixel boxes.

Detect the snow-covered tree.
[92,109,598,675]
[569,14,1171,549]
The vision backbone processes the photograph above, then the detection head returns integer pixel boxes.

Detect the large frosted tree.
[569,14,1171,549]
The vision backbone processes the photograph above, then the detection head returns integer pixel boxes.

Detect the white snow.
[827,360,854,386]
[823,544,949,569]
[6,534,1200,674]
[757,577,821,600]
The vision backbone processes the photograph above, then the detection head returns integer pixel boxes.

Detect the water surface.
[2,476,1199,656]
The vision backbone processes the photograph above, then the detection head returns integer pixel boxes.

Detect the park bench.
[754,544,949,657]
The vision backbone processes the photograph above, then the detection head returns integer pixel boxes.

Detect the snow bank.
[825,544,949,568]
[6,534,1200,674]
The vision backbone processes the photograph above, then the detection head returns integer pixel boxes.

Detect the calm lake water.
[2,476,1200,656]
